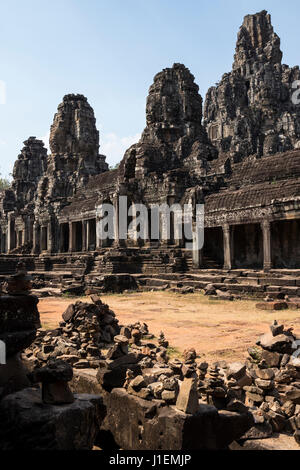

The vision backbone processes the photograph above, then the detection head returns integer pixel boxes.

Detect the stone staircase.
[133,269,300,298]
[1,250,300,300]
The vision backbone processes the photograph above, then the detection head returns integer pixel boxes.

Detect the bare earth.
[38,292,300,363]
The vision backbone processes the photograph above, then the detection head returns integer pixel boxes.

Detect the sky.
[0,0,299,178]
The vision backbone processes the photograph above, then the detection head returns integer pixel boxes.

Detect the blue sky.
[0,0,299,178]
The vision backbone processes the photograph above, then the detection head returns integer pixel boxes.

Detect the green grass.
[167,346,182,360]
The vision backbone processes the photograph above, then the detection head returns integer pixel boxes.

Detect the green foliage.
[109,163,120,170]
[0,176,10,190]
[167,346,182,359]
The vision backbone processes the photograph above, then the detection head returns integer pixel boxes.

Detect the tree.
[108,163,120,170]
[0,172,11,190]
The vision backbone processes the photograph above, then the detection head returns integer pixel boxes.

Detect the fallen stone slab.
[240,421,273,440]
[100,388,253,450]
[257,332,294,354]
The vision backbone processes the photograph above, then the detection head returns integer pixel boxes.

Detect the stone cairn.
[23,295,120,370]
[28,359,74,405]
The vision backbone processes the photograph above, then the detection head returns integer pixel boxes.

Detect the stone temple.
[1,10,300,297]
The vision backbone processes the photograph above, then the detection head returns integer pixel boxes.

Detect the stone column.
[32,224,40,254]
[261,220,272,271]
[82,221,87,252]
[47,222,53,253]
[86,220,90,251]
[69,222,74,252]
[7,216,11,253]
[223,224,232,270]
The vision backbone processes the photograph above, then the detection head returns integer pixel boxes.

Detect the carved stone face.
[49,95,99,157]
[145,64,202,132]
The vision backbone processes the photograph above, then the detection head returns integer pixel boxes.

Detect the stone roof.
[86,168,119,190]
[205,150,300,213]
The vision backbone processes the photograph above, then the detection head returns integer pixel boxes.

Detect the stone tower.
[121,63,216,180]
[37,94,108,203]
[204,10,300,161]
[12,137,47,208]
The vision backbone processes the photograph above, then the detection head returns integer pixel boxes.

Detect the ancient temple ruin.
[1,10,300,291]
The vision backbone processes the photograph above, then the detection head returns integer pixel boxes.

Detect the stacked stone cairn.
[28,359,74,405]
[23,295,120,370]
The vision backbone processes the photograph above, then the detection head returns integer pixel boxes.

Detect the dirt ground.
[38,292,300,363]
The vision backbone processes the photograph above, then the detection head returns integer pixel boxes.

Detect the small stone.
[255,367,275,380]
[281,400,296,418]
[227,362,246,381]
[255,378,273,390]
[175,378,199,415]
[270,320,284,337]
[227,399,248,414]
[129,375,146,392]
[161,390,176,404]
[42,381,74,405]
[73,360,90,369]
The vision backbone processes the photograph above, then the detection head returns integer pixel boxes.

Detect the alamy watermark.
[292,339,300,359]
[0,340,6,365]
[292,81,300,105]
[96,197,204,251]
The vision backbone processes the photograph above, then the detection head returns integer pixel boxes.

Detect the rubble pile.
[19,286,300,447]
[23,295,120,370]
[95,312,300,446]
[194,320,300,445]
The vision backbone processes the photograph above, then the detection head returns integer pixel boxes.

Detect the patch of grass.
[167,346,182,360]
[41,321,57,330]
[61,292,74,298]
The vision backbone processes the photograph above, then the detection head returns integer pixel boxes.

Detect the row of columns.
[3,216,34,253]
[192,221,272,271]
[4,212,273,272]
[68,220,96,253]
[222,221,272,271]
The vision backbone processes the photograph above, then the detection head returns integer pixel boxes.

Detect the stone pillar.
[82,221,87,252]
[261,220,272,271]
[47,222,53,253]
[69,222,74,252]
[86,220,90,251]
[7,216,12,253]
[32,224,40,254]
[223,224,232,270]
